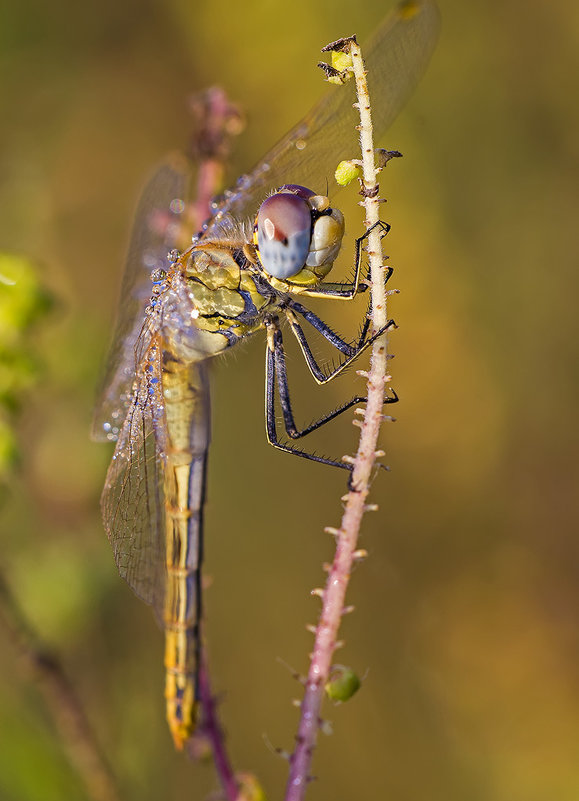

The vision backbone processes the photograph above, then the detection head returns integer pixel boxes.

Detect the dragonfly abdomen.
[162,449,206,749]
[161,358,210,749]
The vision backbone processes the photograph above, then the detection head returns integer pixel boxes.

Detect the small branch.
[285,36,393,801]
[187,87,244,233]
[197,660,239,801]
[0,570,121,801]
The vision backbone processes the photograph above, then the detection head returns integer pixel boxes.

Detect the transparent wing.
[92,154,191,441]
[100,364,166,610]
[206,0,440,236]
[101,349,211,614]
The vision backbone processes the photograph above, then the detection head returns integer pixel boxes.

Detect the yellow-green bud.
[236,772,267,801]
[325,665,361,702]
[335,160,361,186]
[331,50,353,75]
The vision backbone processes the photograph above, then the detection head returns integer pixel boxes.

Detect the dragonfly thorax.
[253,185,344,286]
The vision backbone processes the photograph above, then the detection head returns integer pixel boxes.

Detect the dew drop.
[169,198,185,214]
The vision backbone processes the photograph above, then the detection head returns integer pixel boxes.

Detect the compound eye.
[277,184,316,200]
[306,208,345,268]
[256,193,312,279]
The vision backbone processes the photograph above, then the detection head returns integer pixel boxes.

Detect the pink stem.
[198,660,239,801]
[285,33,391,800]
[285,487,370,801]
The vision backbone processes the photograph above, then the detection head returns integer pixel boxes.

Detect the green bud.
[334,160,361,186]
[331,50,353,76]
[325,665,361,702]
[236,772,267,801]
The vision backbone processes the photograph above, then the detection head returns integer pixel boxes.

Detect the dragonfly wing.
[92,154,191,442]
[100,348,166,611]
[206,0,440,236]
[101,327,212,617]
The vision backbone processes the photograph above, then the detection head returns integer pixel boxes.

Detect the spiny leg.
[279,218,394,380]
[284,301,397,384]
[264,317,397,470]
[294,219,391,300]
[263,221,396,466]
[284,235,395,379]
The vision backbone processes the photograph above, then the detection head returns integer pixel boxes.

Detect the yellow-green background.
[1,0,578,799]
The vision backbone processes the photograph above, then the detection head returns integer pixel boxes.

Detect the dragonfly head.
[253,184,344,287]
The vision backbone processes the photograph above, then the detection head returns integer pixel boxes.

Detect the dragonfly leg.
[284,300,397,384]
[264,317,397,470]
[295,220,391,300]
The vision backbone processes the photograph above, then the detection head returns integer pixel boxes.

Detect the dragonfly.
[92,0,439,750]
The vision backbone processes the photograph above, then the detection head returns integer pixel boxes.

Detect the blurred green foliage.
[0,253,51,480]
[1,0,578,800]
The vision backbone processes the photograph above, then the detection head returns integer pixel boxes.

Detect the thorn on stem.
[276,657,306,684]
[319,718,333,736]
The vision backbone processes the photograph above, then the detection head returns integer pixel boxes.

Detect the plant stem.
[285,36,392,801]
[197,660,239,801]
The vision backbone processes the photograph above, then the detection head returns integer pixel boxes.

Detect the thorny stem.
[285,37,392,801]
[0,571,121,801]
[197,660,238,801]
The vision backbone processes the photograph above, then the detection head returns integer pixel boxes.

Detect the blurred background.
[1,0,578,799]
